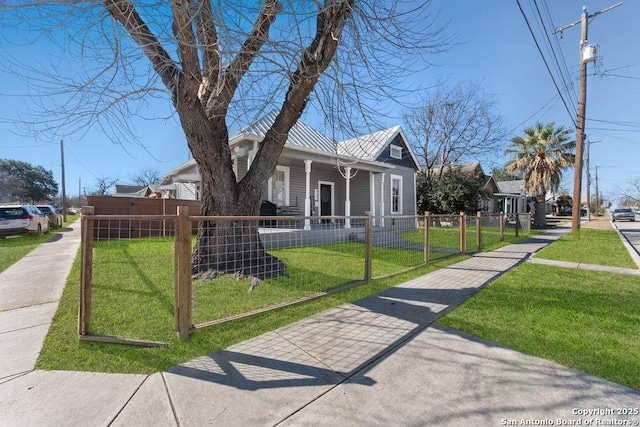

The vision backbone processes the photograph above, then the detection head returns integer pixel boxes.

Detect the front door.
[319,182,333,222]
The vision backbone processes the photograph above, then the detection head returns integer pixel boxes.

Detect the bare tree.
[404,82,507,176]
[403,82,506,214]
[615,178,640,206]
[1,1,451,279]
[88,176,119,197]
[131,168,161,187]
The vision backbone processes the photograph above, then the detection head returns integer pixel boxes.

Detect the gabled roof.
[114,185,145,195]
[337,126,420,169]
[432,161,484,177]
[113,184,160,198]
[496,180,525,195]
[235,110,337,154]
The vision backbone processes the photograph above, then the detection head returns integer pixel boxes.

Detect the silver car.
[612,208,636,222]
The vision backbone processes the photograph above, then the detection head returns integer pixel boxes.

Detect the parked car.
[566,208,587,216]
[612,208,636,222]
[36,204,63,228]
[0,203,50,238]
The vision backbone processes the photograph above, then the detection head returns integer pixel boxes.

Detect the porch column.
[304,160,312,230]
[344,166,351,229]
[380,173,385,227]
[369,172,376,226]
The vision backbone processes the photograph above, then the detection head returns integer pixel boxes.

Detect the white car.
[0,203,50,238]
[36,204,63,228]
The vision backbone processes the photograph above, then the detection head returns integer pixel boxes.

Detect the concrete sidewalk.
[0,221,81,380]
[1,225,639,426]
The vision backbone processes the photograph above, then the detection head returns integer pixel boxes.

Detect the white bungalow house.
[158,111,420,229]
[495,180,530,216]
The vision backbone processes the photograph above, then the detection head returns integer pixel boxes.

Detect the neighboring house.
[159,111,420,229]
[495,180,529,215]
[113,184,161,198]
[430,162,501,213]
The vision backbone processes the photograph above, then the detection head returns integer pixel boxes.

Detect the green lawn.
[37,222,638,388]
[36,245,467,374]
[194,242,436,324]
[439,263,640,390]
[439,227,640,390]
[0,215,79,273]
[533,229,637,269]
[403,225,536,253]
[0,233,54,273]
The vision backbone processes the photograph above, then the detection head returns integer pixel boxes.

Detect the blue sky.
[1,1,638,203]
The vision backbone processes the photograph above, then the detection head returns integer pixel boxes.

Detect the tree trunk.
[190,186,286,282]
[533,196,547,228]
[173,75,287,282]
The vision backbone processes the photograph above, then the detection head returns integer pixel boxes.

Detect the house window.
[268,166,290,207]
[390,145,402,160]
[390,174,402,214]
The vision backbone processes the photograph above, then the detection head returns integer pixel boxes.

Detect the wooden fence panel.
[86,196,201,237]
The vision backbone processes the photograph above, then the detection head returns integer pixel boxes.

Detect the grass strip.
[0,215,78,273]
[403,226,537,253]
[439,263,640,390]
[534,229,637,269]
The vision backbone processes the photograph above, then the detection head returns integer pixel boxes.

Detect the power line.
[603,73,640,80]
[604,62,640,72]
[588,127,640,133]
[588,118,640,127]
[508,93,561,134]
[62,142,100,181]
[534,0,579,115]
[515,0,578,127]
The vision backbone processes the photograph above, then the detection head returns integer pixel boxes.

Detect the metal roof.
[496,180,525,195]
[238,110,337,154]
[337,126,401,161]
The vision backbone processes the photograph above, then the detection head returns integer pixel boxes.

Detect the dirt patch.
[581,216,613,230]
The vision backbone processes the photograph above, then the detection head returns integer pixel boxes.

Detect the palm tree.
[506,122,575,228]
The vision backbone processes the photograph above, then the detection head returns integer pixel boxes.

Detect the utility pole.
[585,140,600,221]
[60,139,67,222]
[586,139,590,222]
[554,3,621,232]
[595,166,600,215]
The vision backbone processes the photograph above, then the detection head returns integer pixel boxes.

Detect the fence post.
[424,211,430,264]
[162,198,167,237]
[174,206,192,340]
[79,206,95,336]
[364,211,373,282]
[459,212,467,253]
[476,211,482,250]
[515,212,520,237]
[500,211,505,241]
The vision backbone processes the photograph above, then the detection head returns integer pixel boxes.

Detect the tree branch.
[205,0,283,117]
[104,0,180,96]
[239,0,355,201]
[193,0,220,102]
[170,0,201,78]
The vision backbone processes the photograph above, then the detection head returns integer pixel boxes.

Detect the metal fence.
[78,207,531,344]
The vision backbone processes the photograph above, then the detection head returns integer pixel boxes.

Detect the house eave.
[281,145,393,172]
